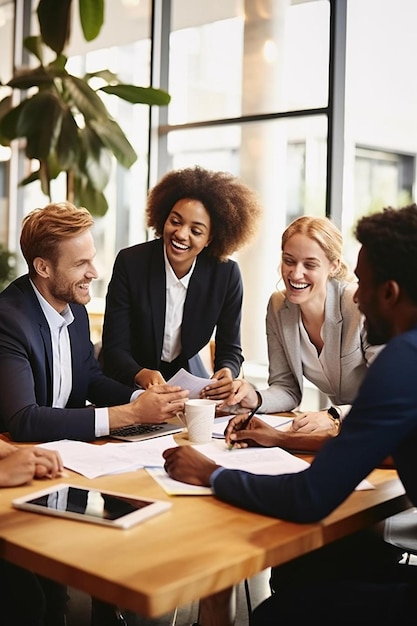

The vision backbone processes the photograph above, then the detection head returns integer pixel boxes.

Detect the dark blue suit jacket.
[102,238,244,385]
[0,275,134,442]
[212,326,417,522]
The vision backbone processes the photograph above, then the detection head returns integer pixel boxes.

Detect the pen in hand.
[228,405,258,450]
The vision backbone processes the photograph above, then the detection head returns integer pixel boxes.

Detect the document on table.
[212,413,293,439]
[39,434,374,491]
[145,467,213,495]
[146,439,373,495]
[145,439,310,496]
[39,436,179,479]
[167,368,216,398]
[38,437,308,483]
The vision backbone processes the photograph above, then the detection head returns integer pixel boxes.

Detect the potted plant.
[0,243,16,292]
[0,0,170,216]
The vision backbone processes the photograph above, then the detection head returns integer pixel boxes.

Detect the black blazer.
[102,238,244,385]
[0,275,134,442]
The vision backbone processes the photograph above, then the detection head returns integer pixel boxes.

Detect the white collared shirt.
[161,246,196,362]
[30,280,109,436]
[31,281,74,408]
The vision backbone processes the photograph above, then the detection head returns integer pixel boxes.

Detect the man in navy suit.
[0,201,189,626]
[0,201,188,443]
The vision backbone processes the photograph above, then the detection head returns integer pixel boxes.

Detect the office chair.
[384,507,417,564]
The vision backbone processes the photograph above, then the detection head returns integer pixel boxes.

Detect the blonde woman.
[223,215,381,440]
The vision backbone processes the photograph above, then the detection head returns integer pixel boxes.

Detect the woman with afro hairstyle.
[101,165,262,399]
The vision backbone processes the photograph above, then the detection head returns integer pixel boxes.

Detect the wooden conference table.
[0,428,410,618]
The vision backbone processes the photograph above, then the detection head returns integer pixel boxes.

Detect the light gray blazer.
[258,279,381,414]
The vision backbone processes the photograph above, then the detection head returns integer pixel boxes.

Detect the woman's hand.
[218,379,259,411]
[291,410,337,434]
[201,368,233,400]
[135,368,166,389]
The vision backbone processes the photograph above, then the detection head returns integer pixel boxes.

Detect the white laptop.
[110,421,184,442]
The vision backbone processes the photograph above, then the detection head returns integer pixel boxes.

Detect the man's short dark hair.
[355,203,417,304]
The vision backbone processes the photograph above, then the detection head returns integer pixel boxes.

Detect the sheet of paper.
[196,439,310,474]
[39,435,178,479]
[145,467,213,495]
[212,413,293,439]
[167,368,216,399]
[145,440,311,495]
[38,440,139,479]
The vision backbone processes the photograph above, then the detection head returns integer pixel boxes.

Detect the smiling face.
[33,229,98,312]
[281,233,339,307]
[163,198,212,277]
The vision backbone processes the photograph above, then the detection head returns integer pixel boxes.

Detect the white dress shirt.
[30,281,109,436]
[161,245,196,362]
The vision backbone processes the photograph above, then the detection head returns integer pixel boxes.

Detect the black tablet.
[12,483,171,529]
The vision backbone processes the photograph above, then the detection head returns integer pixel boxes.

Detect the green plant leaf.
[38,161,51,198]
[8,66,55,90]
[20,169,41,186]
[24,36,44,64]
[0,100,29,142]
[49,54,68,72]
[100,84,171,106]
[17,92,63,160]
[64,74,109,120]
[79,0,104,42]
[20,155,61,189]
[0,243,16,292]
[85,69,119,84]
[56,108,80,170]
[89,118,137,168]
[37,0,72,55]
[79,126,112,191]
[74,176,108,216]
[0,95,12,139]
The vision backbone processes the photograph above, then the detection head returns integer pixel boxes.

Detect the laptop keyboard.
[111,423,166,437]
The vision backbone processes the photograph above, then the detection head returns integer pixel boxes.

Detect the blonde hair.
[281,215,353,281]
[20,201,94,276]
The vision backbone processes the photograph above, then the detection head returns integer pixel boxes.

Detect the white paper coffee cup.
[183,399,217,444]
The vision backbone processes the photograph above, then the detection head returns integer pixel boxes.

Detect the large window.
[168,0,330,123]
[2,0,417,366]
[342,0,417,267]
[161,0,331,361]
[0,1,13,245]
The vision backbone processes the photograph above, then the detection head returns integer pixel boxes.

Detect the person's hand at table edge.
[163,446,220,487]
[0,446,64,486]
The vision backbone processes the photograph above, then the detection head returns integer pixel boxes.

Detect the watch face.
[328,407,339,420]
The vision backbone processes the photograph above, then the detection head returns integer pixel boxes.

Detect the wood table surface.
[0,430,410,617]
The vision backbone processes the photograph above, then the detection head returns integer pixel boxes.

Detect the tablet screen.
[28,486,151,519]
[13,483,171,529]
